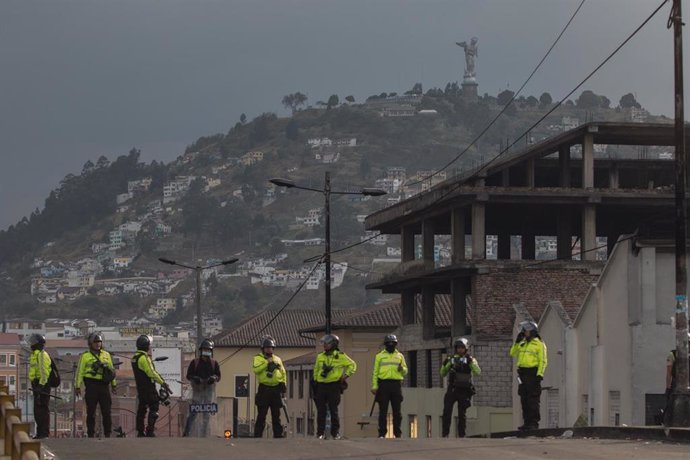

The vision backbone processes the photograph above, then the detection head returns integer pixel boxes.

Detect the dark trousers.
[377,380,403,438]
[518,367,541,429]
[84,380,112,437]
[136,397,160,436]
[442,387,472,437]
[254,384,283,438]
[315,382,341,437]
[33,384,51,438]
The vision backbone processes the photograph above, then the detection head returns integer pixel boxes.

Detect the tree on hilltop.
[281,92,308,114]
[327,94,339,110]
[619,93,641,109]
[497,90,515,106]
[539,92,553,106]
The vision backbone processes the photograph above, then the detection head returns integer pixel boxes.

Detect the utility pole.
[195,266,202,351]
[324,171,332,335]
[671,0,690,427]
[72,362,77,437]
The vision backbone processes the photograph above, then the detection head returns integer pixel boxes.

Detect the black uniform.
[131,351,161,437]
[441,355,477,438]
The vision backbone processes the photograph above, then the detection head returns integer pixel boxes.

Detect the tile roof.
[213,308,351,348]
[299,296,454,333]
[283,351,318,367]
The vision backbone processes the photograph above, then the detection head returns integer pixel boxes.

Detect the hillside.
[0,85,668,328]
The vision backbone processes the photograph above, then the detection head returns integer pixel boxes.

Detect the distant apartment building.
[240,151,264,166]
[116,192,133,205]
[386,166,406,183]
[127,177,152,194]
[109,230,125,251]
[67,271,96,288]
[0,334,20,396]
[163,176,195,204]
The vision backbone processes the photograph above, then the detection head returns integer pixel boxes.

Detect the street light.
[158,257,239,350]
[270,172,386,334]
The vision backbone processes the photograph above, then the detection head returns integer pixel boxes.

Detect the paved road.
[42,436,689,460]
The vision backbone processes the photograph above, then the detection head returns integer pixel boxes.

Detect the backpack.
[48,359,61,388]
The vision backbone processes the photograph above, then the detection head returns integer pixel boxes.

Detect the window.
[0,376,6,384]
[288,371,294,399]
[0,355,6,366]
[8,354,15,366]
[426,415,432,438]
[296,417,304,434]
[8,376,15,386]
[425,349,433,388]
[408,415,418,438]
[298,370,304,399]
[609,391,621,426]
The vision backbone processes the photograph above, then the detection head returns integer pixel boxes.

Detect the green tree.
[327,94,340,110]
[281,92,308,113]
[526,96,538,107]
[539,92,553,106]
[345,95,355,103]
[576,90,601,109]
[405,83,423,95]
[497,90,515,106]
[619,93,641,109]
[240,113,247,124]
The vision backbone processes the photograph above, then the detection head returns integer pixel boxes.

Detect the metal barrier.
[0,385,40,460]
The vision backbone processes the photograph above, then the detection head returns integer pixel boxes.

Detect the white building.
[536,237,677,429]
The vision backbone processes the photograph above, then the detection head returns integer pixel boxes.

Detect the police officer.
[252,337,286,438]
[313,334,357,440]
[510,321,547,431]
[371,334,407,438]
[132,334,170,437]
[28,334,51,439]
[440,337,481,438]
[183,338,221,436]
[75,332,117,438]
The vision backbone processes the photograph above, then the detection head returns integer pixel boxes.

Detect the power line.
[466,0,670,182]
[404,0,587,189]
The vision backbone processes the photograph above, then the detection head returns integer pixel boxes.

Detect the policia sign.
[189,403,218,414]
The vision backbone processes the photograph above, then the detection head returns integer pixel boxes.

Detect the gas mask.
[201,351,212,358]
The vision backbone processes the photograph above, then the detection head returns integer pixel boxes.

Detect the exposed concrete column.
[559,146,571,187]
[401,289,416,325]
[497,231,511,260]
[526,158,535,188]
[401,225,415,262]
[582,204,597,261]
[422,219,435,265]
[582,133,594,189]
[451,208,466,264]
[557,209,572,260]
[451,278,469,338]
[521,223,536,260]
[609,163,619,189]
[471,203,486,259]
[422,286,435,340]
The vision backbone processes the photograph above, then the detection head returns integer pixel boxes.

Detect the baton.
[281,396,290,424]
[30,388,64,400]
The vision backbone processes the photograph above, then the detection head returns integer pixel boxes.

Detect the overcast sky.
[0,0,683,229]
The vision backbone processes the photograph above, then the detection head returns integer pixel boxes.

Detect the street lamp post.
[158,257,239,350]
[270,172,386,334]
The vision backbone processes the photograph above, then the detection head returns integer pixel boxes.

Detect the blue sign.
[190,403,218,414]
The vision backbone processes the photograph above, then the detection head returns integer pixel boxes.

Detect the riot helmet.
[136,334,152,351]
[87,332,103,350]
[320,334,340,351]
[454,337,469,350]
[200,338,214,358]
[384,334,398,352]
[28,334,46,350]
[519,320,538,334]
[200,338,214,351]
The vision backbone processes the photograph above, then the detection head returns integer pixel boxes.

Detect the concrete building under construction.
[365,122,686,435]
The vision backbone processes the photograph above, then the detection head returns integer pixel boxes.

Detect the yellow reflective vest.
[29,349,52,386]
[510,337,547,377]
[75,349,117,389]
[133,350,165,385]
[371,349,407,390]
[314,350,357,384]
[252,353,286,387]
